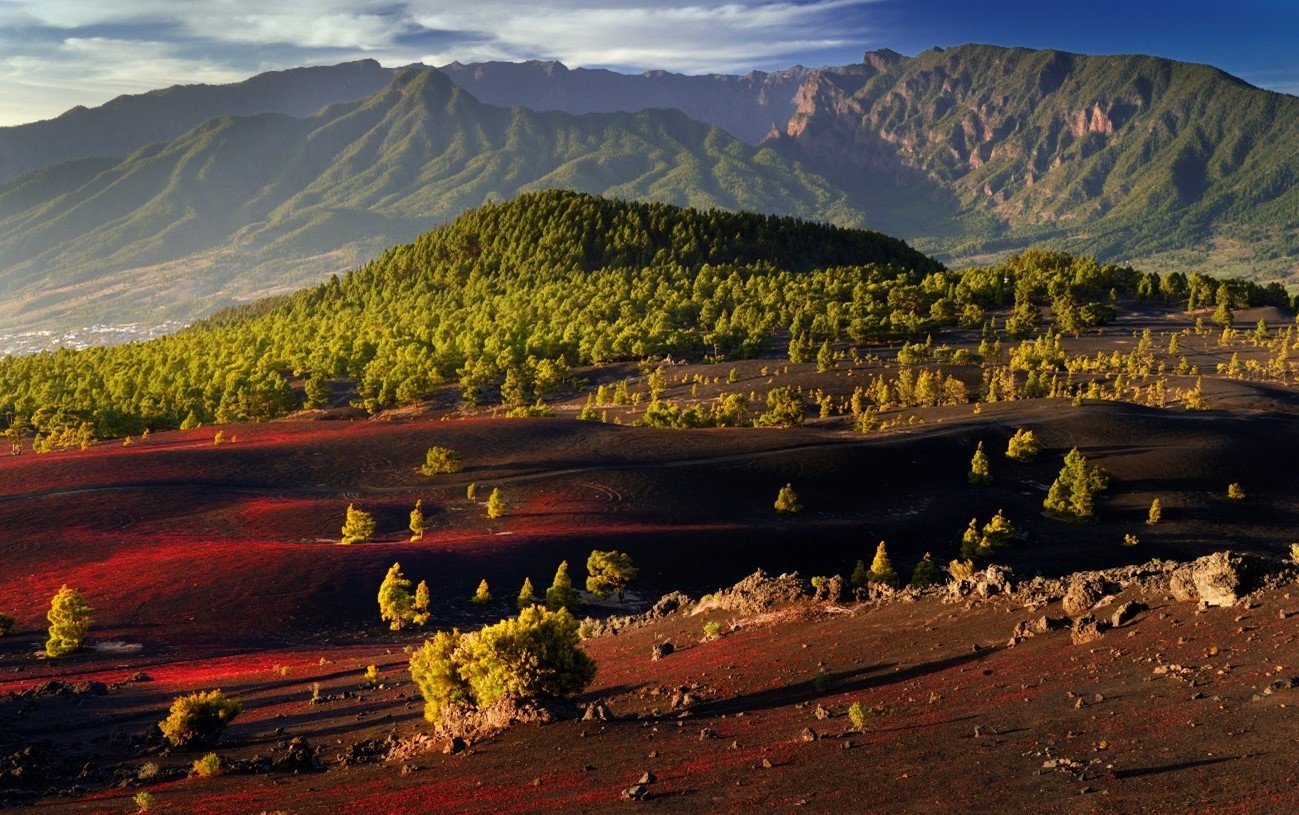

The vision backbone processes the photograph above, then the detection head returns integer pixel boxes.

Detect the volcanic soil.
[3,305,1299,812]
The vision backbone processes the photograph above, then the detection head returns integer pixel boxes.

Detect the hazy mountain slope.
[0,60,394,185]
[776,45,1299,275]
[437,60,812,144]
[0,69,868,331]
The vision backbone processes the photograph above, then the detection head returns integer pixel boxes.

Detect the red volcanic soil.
[5,305,1299,811]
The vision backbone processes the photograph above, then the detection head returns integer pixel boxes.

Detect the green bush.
[190,752,223,778]
[45,585,92,657]
[340,503,376,544]
[1004,427,1043,462]
[847,701,870,731]
[159,690,242,748]
[408,606,596,723]
[702,620,724,641]
[421,446,464,475]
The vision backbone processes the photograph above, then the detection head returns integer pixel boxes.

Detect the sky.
[1,0,1297,128]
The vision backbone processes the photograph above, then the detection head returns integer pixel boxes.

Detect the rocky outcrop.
[1168,552,1267,607]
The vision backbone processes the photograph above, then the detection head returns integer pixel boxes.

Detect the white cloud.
[0,0,882,126]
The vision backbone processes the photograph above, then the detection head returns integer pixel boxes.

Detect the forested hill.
[0,192,941,444]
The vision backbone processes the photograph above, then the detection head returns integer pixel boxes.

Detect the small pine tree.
[1043,448,1109,522]
[466,482,478,501]
[486,487,507,519]
[160,690,241,749]
[409,499,425,541]
[909,553,944,588]
[412,580,430,627]
[517,577,537,609]
[867,541,899,587]
[1227,482,1245,500]
[850,559,870,586]
[45,585,92,657]
[774,483,802,514]
[545,561,580,613]
[816,340,835,373]
[340,503,376,544]
[471,579,492,604]
[378,563,419,631]
[968,441,992,485]
[1146,498,1162,525]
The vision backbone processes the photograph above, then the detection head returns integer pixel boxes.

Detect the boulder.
[1070,614,1108,645]
[1062,574,1110,616]
[813,574,846,603]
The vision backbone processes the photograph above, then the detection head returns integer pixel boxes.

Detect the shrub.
[134,791,156,812]
[847,701,870,731]
[754,387,805,427]
[409,499,425,541]
[517,577,537,609]
[948,559,976,581]
[1227,482,1245,500]
[702,620,724,641]
[160,690,241,748]
[960,510,1015,559]
[1290,543,1299,564]
[0,613,13,637]
[340,503,376,544]
[586,550,637,601]
[1146,498,1162,525]
[1123,533,1140,547]
[408,606,596,722]
[363,665,379,688]
[421,446,464,476]
[190,752,223,778]
[137,762,159,781]
[466,482,478,501]
[774,483,802,514]
[968,441,992,485]
[1004,428,1043,462]
[45,585,92,657]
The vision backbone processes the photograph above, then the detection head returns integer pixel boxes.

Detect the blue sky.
[1,0,1296,127]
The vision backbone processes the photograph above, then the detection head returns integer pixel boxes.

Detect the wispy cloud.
[0,0,881,126]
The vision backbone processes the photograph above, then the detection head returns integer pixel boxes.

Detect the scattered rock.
[582,702,611,721]
[799,727,818,742]
[761,758,774,769]
[1071,614,1108,645]
[1063,574,1110,616]
[1033,615,1069,634]
[637,771,657,784]
[650,641,674,661]
[622,784,649,800]
[1110,601,1147,628]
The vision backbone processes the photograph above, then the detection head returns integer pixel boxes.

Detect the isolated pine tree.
[1147,498,1162,525]
[486,488,507,519]
[45,585,92,657]
[408,500,425,541]
[867,541,899,587]
[585,550,638,601]
[545,561,581,613]
[1004,428,1043,462]
[774,483,802,514]
[341,503,376,544]
[471,579,492,604]
[1043,448,1108,521]
[968,441,992,485]
[421,446,463,476]
[850,559,870,586]
[378,563,416,631]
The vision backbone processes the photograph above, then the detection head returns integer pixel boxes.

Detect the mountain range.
[1,44,1296,334]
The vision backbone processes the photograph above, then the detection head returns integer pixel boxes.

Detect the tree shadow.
[1113,754,1240,779]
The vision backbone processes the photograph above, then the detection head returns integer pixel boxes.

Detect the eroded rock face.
[813,574,846,604]
[707,570,810,614]
[1070,614,1107,645]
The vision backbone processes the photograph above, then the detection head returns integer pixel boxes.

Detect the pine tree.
[486,487,507,519]
[1004,427,1043,462]
[968,441,992,485]
[517,577,537,609]
[909,553,944,588]
[1043,448,1109,521]
[409,499,425,541]
[816,340,835,373]
[341,503,376,544]
[545,561,580,612]
[45,585,92,657]
[774,483,802,514]
[412,580,430,627]
[585,550,638,601]
[867,541,899,587]
[471,579,492,604]
[850,559,870,586]
[378,563,419,631]
[1147,498,1162,524]
[421,446,463,476]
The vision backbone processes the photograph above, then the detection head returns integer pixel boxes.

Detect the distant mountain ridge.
[0,44,1296,335]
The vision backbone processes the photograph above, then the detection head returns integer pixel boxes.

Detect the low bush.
[190,752,223,778]
[159,690,242,748]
